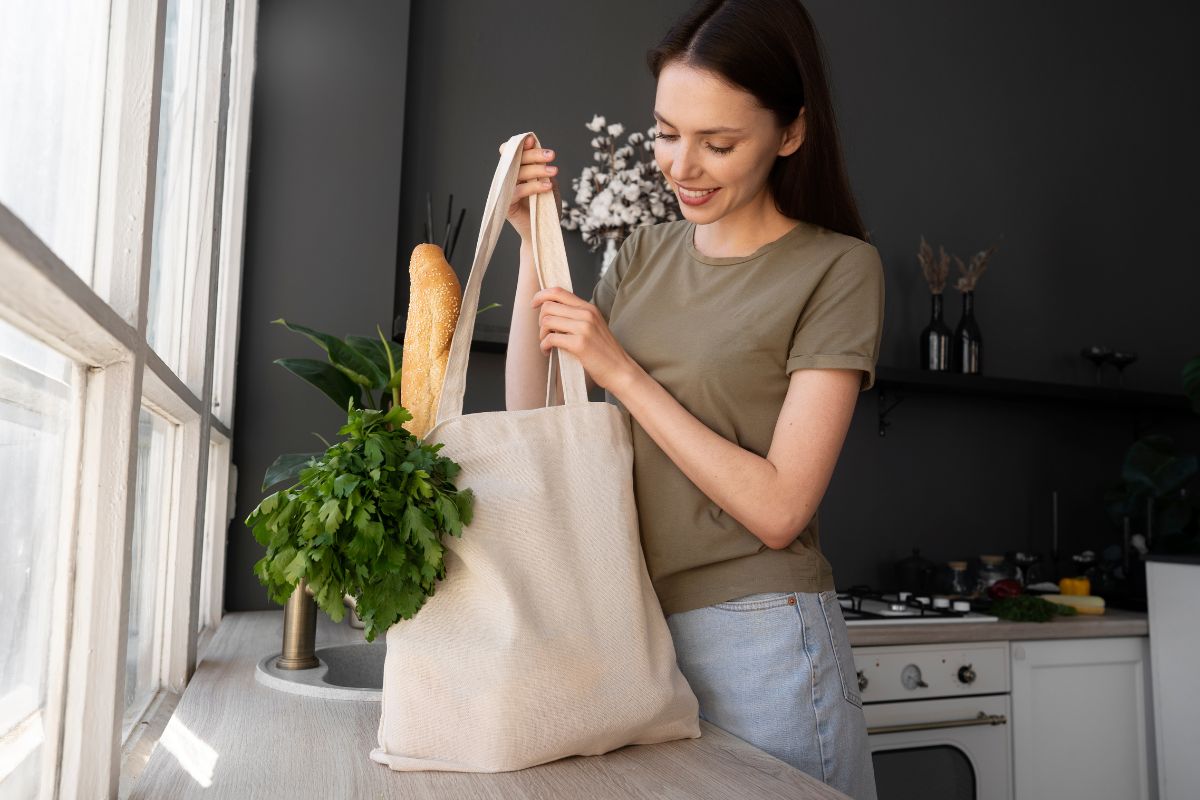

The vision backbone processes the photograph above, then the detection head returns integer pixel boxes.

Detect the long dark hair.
[647,0,867,241]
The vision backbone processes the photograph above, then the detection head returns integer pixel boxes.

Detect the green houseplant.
[1104,355,1200,555]
[245,320,475,641]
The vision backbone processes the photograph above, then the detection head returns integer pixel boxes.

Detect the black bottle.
[953,290,983,374]
[919,293,952,370]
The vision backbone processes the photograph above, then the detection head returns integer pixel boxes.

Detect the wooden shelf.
[872,366,1193,437]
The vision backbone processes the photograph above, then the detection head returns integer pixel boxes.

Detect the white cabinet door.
[1146,559,1200,800]
[1010,637,1154,800]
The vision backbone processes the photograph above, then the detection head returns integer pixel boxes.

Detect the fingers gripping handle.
[432,132,588,430]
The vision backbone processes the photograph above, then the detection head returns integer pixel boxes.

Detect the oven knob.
[957,664,977,684]
[857,670,868,692]
[900,664,928,690]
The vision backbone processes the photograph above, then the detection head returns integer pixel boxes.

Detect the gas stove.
[837,585,998,625]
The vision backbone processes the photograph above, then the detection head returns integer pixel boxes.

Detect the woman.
[503,1,880,797]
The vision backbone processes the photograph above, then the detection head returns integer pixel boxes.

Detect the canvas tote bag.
[369,131,701,773]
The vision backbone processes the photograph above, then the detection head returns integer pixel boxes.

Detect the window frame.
[0,0,255,795]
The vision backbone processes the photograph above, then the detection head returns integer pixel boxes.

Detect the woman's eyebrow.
[653,110,743,135]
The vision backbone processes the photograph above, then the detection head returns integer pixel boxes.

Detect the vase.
[953,290,983,374]
[598,234,621,284]
[919,293,952,370]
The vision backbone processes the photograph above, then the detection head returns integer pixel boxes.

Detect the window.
[0,0,258,794]
[147,0,225,392]
[199,434,232,632]
[0,3,110,285]
[123,408,176,740]
[0,319,78,797]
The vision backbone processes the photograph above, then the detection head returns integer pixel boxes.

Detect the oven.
[853,641,1012,800]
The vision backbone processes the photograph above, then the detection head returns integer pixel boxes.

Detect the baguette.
[401,243,462,439]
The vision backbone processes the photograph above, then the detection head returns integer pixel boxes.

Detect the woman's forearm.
[505,239,554,410]
[607,364,798,549]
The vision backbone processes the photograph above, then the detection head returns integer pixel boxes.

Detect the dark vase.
[953,290,983,374]
[919,293,952,370]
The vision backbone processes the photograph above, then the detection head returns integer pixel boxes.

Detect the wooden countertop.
[129,610,850,799]
[847,607,1148,647]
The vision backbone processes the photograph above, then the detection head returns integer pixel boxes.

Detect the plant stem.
[377,325,401,411]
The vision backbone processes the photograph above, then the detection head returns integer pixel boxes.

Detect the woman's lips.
[676,185,720,206]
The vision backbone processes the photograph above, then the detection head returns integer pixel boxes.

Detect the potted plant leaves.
[245,320,475,642]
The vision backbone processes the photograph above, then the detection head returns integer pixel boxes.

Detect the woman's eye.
[652,131,734,154]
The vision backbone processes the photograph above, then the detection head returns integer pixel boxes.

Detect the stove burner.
[836,584,998,624]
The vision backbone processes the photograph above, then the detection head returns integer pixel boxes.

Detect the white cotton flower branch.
[560,114,681,251]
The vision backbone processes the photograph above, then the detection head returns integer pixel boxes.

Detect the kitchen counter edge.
[847,607,1148,647]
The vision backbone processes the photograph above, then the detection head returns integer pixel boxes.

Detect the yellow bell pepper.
[1059,576,1091,596]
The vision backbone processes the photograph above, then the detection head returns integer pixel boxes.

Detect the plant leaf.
[262,452,322,492]
[1183,355,1200,415]
[274,318,386,390]
[328,338,386,389]
[1123,435,1198,496]
[273,318,341,353]
[275,357,364,410]
[346,335,393,382]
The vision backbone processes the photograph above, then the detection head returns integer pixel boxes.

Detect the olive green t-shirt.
[589,218,885,617]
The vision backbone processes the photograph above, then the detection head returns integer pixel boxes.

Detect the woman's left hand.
[531,287,635,391]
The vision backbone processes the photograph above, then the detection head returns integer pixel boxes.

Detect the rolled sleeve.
[786,242,885,391]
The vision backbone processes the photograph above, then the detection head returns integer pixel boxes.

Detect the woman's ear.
[778,107,806,157]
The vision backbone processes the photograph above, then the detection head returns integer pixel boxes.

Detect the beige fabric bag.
[369,132,701,773]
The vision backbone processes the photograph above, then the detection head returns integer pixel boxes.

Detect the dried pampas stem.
[917,234,950,294]
[955,240,1000,292]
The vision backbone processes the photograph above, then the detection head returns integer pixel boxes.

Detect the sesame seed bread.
[401,243,462,439]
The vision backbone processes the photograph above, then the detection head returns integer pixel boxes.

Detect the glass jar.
[975,554,1010,595]
[944,560,970,598]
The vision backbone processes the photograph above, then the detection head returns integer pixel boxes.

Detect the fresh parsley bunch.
[246,400,474,642]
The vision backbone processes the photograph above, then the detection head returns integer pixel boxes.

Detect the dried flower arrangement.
[917,236,1001,293]
[917,235,951,294]
[954,242,1000,293]
[559,114,680,260]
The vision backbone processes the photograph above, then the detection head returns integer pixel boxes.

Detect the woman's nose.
[669,142,700,181]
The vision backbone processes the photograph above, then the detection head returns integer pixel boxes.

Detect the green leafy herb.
[246,398,474,642]
[989,595,1078,623]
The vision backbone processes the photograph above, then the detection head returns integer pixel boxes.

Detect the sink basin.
[254,641,386,701]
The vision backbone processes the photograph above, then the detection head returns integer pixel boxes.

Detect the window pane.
[199,437,229,631]
[147,0,220,391]
[0,318,75,797]
[0,2,109,282]
[123,408,175,738]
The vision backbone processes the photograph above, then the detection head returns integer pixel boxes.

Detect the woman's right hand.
[500,134,559,242]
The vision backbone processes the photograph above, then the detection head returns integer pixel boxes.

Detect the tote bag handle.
[433,132,588,429]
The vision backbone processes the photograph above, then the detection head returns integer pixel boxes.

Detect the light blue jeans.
[665,590,878,800]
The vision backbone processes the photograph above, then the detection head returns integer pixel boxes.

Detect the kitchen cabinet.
[1146,555,1200,799]
[1009,636,1154,800]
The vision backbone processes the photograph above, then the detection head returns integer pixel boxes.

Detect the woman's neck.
[691,190,800,259]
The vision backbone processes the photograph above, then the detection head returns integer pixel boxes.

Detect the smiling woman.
[506,1,882,796]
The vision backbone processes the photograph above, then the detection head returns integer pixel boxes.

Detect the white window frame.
[0,0,257,795]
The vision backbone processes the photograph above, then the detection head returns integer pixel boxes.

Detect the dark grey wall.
[227,1,410,611]
[228,0,1198,611]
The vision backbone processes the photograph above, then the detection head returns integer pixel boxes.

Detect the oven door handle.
[867,711,1007,736]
